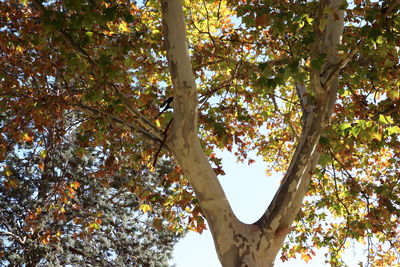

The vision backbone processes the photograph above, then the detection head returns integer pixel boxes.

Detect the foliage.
[0,0,399,265]
[0,113,183,266]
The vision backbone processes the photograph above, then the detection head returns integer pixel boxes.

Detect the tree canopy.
[1,0,399,266]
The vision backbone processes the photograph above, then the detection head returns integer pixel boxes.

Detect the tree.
[1,0,399,266]
[0,112,183,266]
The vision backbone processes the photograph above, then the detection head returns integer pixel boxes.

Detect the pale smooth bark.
[160,0,348,266]
[160,0,253,264]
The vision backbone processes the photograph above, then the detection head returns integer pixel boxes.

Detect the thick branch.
[295,81,309,116]
[75,104,163,144]
[160,0,245,264]
[256,0,346,258]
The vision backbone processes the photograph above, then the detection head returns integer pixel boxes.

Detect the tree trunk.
[160,0,346,266]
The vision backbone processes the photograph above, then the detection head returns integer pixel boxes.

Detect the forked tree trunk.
[29,0,347,265]
[160,0,346,266]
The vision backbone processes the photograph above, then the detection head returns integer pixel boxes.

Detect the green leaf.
[319,136,330,146]
[378,114,394,124]
[340,123,352,131]
[387,126,400,135]
[311,55,326,71]
[319,154,331,167]
[104,6,118,22]
[376,35,384,45]
[83,90,102,103]
[350,126,361,137]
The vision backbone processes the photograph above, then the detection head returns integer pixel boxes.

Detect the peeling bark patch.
[233,233,248,247]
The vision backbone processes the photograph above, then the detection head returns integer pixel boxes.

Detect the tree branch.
[0,231,26,244]
[75,104,163,144]
[255,0,346,257]
[160,0,245,264]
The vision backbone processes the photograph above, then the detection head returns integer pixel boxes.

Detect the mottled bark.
[160,0,347,266]
[160,0,248,264]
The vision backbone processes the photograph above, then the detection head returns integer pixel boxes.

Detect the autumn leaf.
[70,181,81,190]
[4,179,18,189]
[22,133,33,143]
[139,204,152,213]
[38,161,45,171]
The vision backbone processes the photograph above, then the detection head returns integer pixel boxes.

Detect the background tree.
[0,0,399,266]
[0,112,183,266]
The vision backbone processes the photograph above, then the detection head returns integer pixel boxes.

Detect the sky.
[170,149,331,267]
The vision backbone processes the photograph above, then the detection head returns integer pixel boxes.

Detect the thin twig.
[153,118,173,167]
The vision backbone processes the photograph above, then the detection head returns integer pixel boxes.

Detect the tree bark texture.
[160,0,346,266]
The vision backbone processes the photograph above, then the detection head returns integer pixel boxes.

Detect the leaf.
[88,222,100,230]
[4,179,18,189]
[70,181,81,190]
[255,14,268,27]
[139,204,152,213]
[340,123,352,131]
[319,136,330,146]
[350,126,361,137]
[319,154,331,167]
[371,132,382,141]
[39,150,47,159]
[387,126,400,135]
[4,168,12,177]
[118,21,131,33]
[376,35,384,45]
[378,114,394,124]
[38,161,45,171]
[22,133,33,143]
[311,55,325,71]
[153,218,163,231]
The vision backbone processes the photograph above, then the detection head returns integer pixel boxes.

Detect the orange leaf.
[22,133,33,143]
[38,162,45,171]
[70,181,81,190]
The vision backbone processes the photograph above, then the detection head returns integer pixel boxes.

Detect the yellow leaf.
[88,222,100,230]
[301,253,311,263]
[118,21,130,33]
[20,0,29,7]
[39,150,47,159]
[371,132,382,141]
[4,168,12,177]
[139,204,152,213]
[16,45,24,53]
